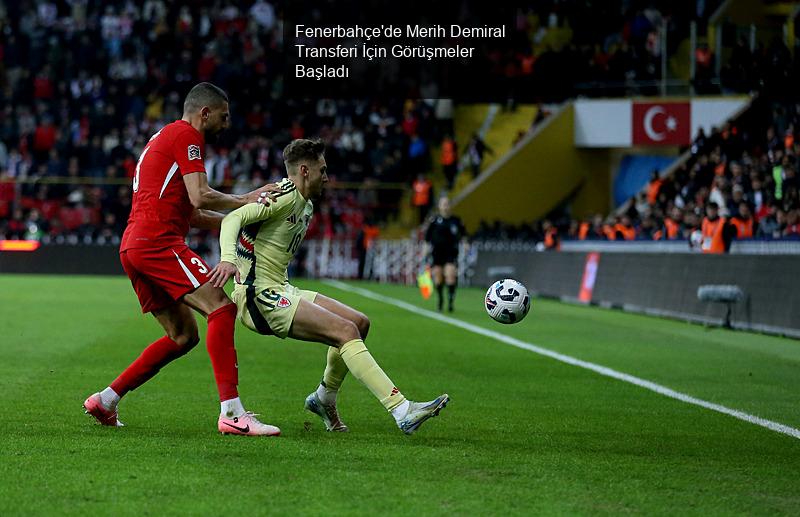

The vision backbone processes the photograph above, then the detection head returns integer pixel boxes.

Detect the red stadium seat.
[41,200,61,220]
[59,207,83,230]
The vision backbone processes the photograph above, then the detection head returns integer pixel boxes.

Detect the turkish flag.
[632,102,691,146]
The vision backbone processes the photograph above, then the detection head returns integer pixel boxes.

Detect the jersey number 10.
[287,231,303,255]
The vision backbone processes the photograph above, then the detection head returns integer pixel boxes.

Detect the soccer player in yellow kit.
[208,139,448,435]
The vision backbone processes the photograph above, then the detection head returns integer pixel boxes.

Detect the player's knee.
[171,330,200,351]
[355,313,370,339]
[334,319,361,345]
[206,291,233,313]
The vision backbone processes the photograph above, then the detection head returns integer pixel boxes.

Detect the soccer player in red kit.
[83,83,281,436]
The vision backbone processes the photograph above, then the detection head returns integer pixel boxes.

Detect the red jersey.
[121,120,206,251]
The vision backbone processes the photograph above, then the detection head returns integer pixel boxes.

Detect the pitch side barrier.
[471,248,800,338]
[0,244,123,275]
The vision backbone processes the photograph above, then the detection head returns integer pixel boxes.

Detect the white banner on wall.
[574,97,750,148]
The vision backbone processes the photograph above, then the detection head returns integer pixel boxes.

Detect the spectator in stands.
[700,202,734,253]
[757,204,780,238]
[646,170,663,206]
[589,214,606,240]
[408,134,429,177]
[466,133,493,177]
[440,134,458,190]
[23,209,48,241]
[638,215,659,240]
[783,209,800,238]
[4,208,27,239]
[615,215,637,241]
[730,202,755,239]
[659,206,683,240]
[542,220,559,250]
[412,174,433,224]
[693,42,714,93]
[783,164,798,197]
[709,176,730,216]
[0,1,792,249]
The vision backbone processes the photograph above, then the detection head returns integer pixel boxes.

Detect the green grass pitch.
[1,274,799,515]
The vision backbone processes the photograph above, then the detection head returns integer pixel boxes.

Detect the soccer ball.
[485,279,531,324]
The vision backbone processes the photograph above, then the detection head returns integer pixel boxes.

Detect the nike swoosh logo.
[223,421,250,433]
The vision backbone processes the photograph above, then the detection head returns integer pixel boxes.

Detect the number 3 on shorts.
[190,257,208,274]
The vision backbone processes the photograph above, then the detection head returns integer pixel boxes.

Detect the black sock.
[436,284,444,310]
[447,284,456,309]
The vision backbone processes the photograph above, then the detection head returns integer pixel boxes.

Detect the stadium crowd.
[0,0,784,248]
[474,99,800,248]
[0,1,449,246]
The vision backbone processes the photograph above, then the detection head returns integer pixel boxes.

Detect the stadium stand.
[472,97,800,246]
[0,0,782,249]
[0,1,448,246]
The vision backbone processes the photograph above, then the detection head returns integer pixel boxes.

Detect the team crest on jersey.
[277,296,292,308]
[286,214,297,224]
[187,144,201,161]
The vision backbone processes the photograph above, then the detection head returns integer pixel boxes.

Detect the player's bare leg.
[303,294,370,432]
[183,282,279,436]
[431,265,445,312]
[84,302,199,427]
[314,294,371,339]
[444,263,458,312]
[291,298,448,435]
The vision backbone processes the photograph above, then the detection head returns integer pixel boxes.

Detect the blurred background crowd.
[0,0,794,249]
[479,99,800,246]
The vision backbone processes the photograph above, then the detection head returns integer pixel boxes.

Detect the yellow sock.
[322,346,348,392]
[338,339,406,411]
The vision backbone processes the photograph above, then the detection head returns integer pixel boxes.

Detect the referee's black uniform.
[425,214,466,311]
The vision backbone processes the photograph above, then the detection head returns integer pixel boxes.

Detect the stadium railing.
[559,240,800,255]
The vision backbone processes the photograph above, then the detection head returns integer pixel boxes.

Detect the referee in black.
[425,196,467,312]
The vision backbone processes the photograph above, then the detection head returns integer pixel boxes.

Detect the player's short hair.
[183,82,229,114]
[283,139,326,170]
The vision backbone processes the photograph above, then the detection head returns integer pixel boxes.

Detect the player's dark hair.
[183,82,229,114]
[283,139,326,169]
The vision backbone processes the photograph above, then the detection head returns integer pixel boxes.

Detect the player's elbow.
[189,193,209,209]
[188,185,213,209]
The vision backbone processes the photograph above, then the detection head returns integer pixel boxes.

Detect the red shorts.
[120,245,211,313]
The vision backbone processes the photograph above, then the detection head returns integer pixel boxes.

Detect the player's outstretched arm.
[183,172,281,211]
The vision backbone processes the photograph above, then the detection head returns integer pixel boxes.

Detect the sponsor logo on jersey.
[187,144,201,160]
[277,296,292,308]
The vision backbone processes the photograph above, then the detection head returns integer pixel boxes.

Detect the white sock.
[220,397,246,418]
[391,400,410,423]
[100,387,120,409]
[316,383,337,405]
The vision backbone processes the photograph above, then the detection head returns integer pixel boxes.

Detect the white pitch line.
[324,280,800,441]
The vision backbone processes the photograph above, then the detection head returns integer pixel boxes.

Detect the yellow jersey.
[219,178,313,288]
